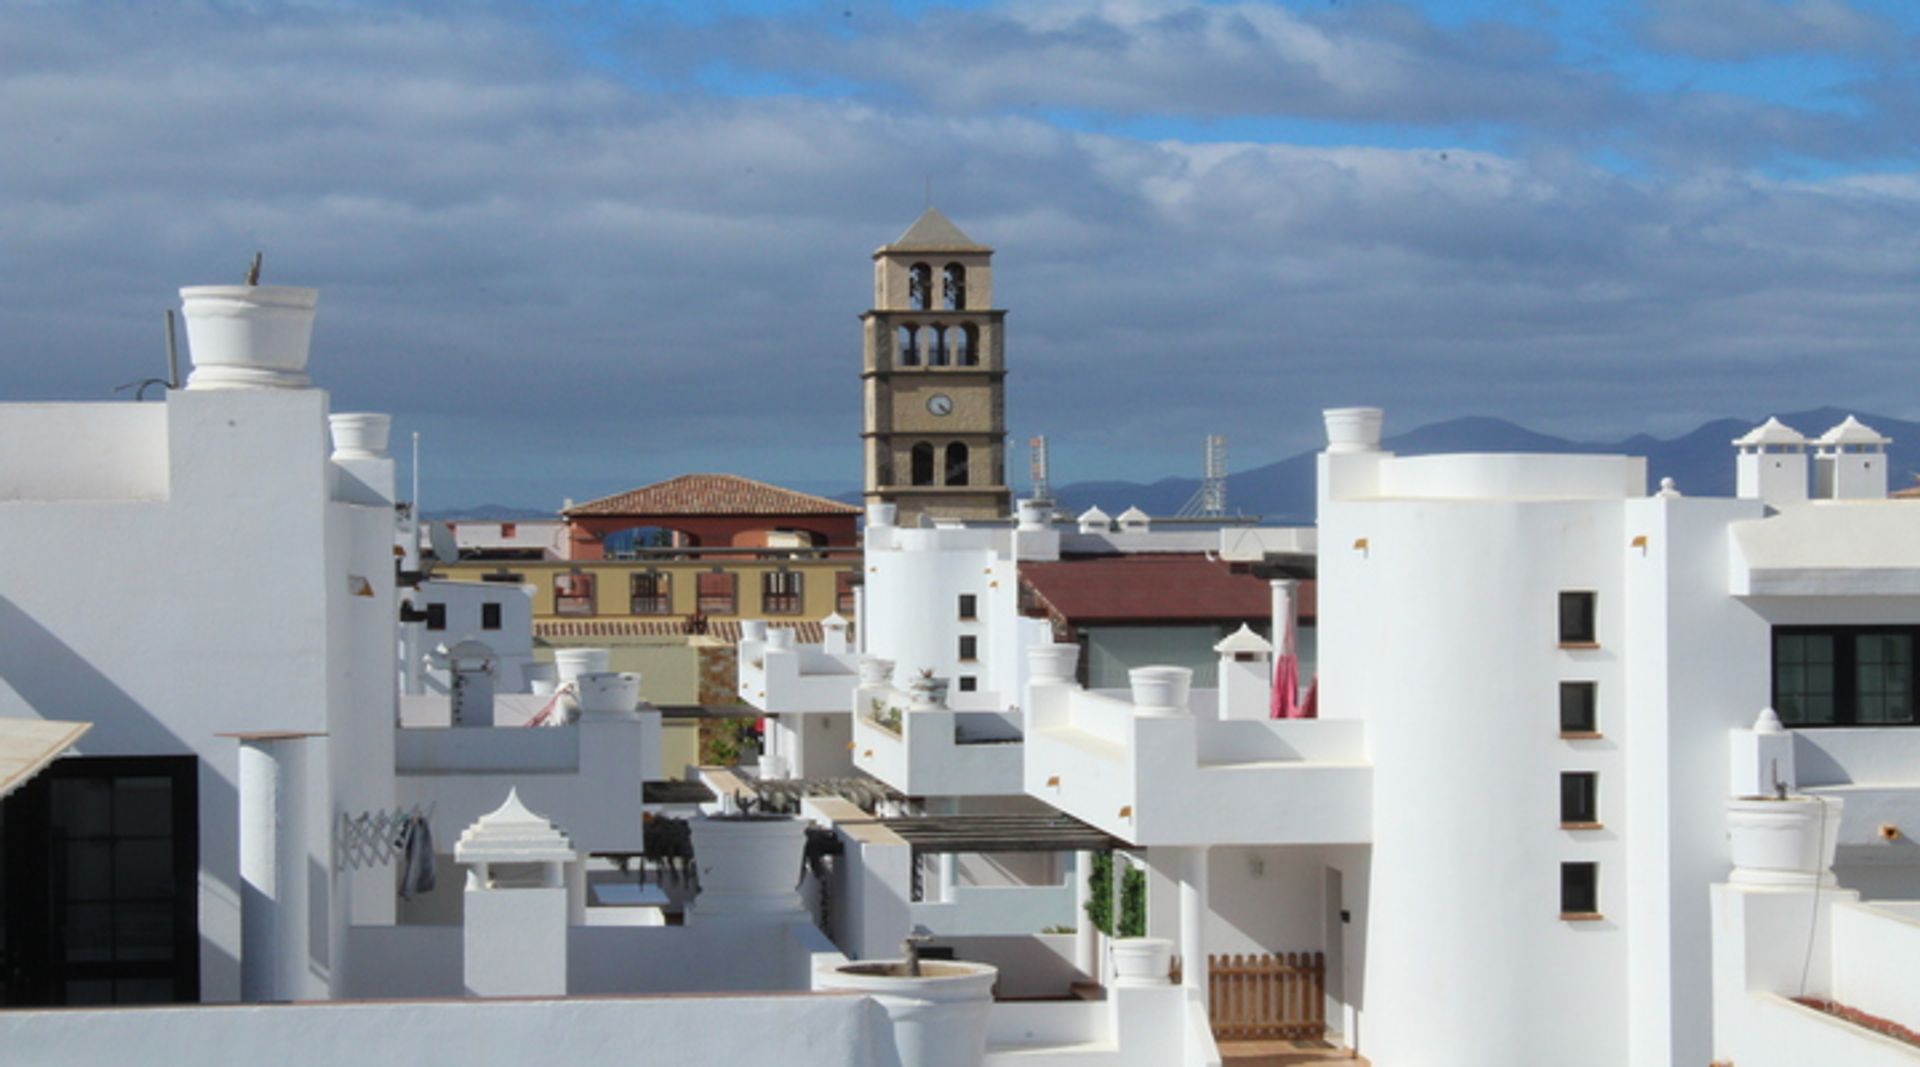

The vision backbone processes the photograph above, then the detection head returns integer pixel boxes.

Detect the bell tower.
[861,208,1011,525]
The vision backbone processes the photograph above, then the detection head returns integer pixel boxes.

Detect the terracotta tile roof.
[565,474,861,518]
[1020,556,1312,625]
[536,619,826,643]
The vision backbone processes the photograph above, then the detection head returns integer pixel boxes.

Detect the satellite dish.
[427,521,460,564]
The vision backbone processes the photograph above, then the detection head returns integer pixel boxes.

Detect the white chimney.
[1813,415,1890,500]
[1214,625,1274,720]
[1322,407,1384,454]
[456,790,578,997]
[1732,417,1808,508]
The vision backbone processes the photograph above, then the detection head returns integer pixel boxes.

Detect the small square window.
[1560,772,1598,826]
[958,594,978,620]
[481,603,503,631]
[425,603,446,631]
[1558,592,1597,645]
[500,522,517,538]
[958,635,978,661]
[958,676,978,692]
[1560,862,1599,917]
[1560,682,1597,735]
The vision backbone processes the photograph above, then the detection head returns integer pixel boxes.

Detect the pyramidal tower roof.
[880,207,991,254]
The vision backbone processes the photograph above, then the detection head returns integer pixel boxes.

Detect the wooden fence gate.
[1207,952,1326,1041]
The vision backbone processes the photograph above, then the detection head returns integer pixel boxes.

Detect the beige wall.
[441,559,856,622]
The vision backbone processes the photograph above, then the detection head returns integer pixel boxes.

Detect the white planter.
[815,960,998,1067]
[741,620,769,644]
[575,671,641,718]
[1128,666,1192,713]
[180,285,319,390]
[859,656,896,685]
[328,412,391,459]
[907,674,950,709]
[1016,499,1050,531]
[767,628,796,652]
[687,815,807,923]
[757,753,789,780]
[1110,937,1174,988]
[1322,407,1384,454]
[867,502,898,528]
[1728,796,1843,886]
[553,648,610,687]
[1027,643,1081,684]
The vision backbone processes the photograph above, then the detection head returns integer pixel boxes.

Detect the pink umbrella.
[1300,675,1319,718]
[1270,604,1302,718]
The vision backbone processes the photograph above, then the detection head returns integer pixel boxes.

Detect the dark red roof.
[1020,556,1312,624]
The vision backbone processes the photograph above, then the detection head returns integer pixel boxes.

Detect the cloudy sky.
[4,0,1920,508]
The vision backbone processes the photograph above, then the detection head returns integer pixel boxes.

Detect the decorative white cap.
[1817,415,1889,448]
[1117,506,1151,529]
[455,789,577,865]
[1656,477,1682,498]
[1732,417,1806,449]
[822,612,849,630]
[1214,623,1273,656]
[1754,707,1786,734]
[1077,506,1111,532]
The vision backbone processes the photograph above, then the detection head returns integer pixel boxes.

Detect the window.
[481,571,524,584]
[958,594,977,620]
[1560,862,1599,917]
[1560,682,1598,735]
[927,325,947,366]
[945,442,969,487]
[481,603,502,631]
[696,571,736,616]
[958,635,978,661]
[630,572,671,615]
[942,263,966,310]
[1558,591,1596,645]
[836,571,858,615]
[908,263,932,310]
[958,323,979,366]
[911,442,935,486]
[1774,626,1918,726]
[425,602,447,631]
[1560,772,1599,826]
[898,324,919,367]
[763,571,804,615]
[500,522,517,538]
[958,675,978,692]
[554,573,595,616]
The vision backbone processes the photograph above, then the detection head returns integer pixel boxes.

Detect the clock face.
[927,394,954,417]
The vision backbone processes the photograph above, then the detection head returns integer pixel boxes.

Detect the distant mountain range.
[437,409,1920,523]
[1046,408,1920,523]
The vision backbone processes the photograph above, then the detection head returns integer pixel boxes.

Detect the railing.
[1207,951,1326,1041]
[696,594,735,615]
[629,594,670,615]
[555,593,594,616]
[763,592,803,615]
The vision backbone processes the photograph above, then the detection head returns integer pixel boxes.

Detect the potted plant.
[859,656,896,686]
[1727,793,1844,886]
[906,668,949,709]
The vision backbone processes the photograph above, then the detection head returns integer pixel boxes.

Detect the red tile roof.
[565,474,861,518]
[1020,556,1312,624]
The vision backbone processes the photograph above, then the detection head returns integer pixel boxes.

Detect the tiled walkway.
[1218,1039,1367,1066]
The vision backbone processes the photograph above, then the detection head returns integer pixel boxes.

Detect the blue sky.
[3,0,1920,508]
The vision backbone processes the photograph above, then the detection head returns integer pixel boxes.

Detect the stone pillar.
[1179,846,1210,1006]
[235,732,319,1003]
[455,789,577,997]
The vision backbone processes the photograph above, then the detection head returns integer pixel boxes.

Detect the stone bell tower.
[861,208,1011,525]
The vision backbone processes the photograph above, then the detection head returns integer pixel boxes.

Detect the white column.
[1179,846,1210,1005]
[1074,851,1099,978]
[1270,579,1296,662]
[939,852,960,904]
[237,733,315,1003]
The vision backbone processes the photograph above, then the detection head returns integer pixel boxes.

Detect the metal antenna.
[1177,435,1229,518]
[1027,435,1052,503]
[245,251,263,286]
[164,309,180,390]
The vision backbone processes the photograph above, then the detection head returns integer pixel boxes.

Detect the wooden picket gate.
[1207,952,1326,1041]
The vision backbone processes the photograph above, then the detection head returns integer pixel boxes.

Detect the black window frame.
[958,675,978,692]
[958,594,977,620]
[1560,861,1599,917]
[1560,772,1599,826]
[1773,625,1920,727]
[424,602,447,631]
[958,635,978,662]
[1559,681,1598,736]
[762,571,804,616]
[1558,591,1597,646]
[480,602,503,631]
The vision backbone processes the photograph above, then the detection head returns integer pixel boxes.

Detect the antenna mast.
[1178,435,1228,518]
[1027,435,1052,504]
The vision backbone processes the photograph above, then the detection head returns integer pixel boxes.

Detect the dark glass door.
[1,754,198,1005]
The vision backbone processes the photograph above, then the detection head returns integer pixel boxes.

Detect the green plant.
[1083,852,1145,937]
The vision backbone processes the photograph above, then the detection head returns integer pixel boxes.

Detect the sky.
[4,0,1920,509]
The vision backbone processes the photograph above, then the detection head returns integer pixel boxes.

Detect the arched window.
[927,324,947,366]
[951,324,976,367]
[911,442,935,486]
[942,263,966,310]
[945,442,969,486]
[909,263,932,310]
[897,324,919,366]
